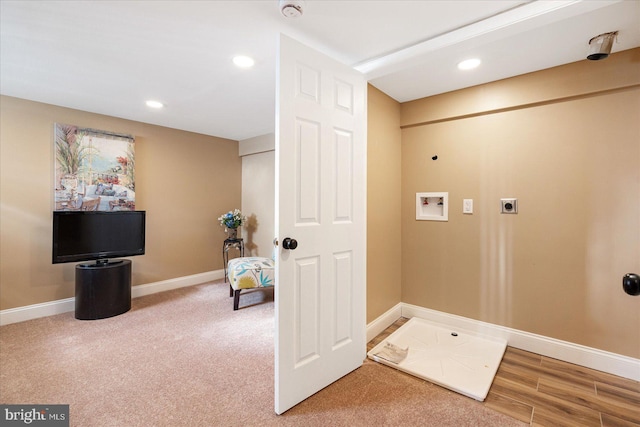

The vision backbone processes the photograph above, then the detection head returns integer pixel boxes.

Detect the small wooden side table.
[223,238,244,282]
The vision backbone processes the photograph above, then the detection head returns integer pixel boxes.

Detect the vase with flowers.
[218,209,246,239]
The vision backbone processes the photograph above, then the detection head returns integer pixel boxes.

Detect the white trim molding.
[0,269,224,326]
[238,133,275,157]
[367,302,640,382]
[366,302,403,343]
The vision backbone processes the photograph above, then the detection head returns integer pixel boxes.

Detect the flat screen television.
[52,211,146,264]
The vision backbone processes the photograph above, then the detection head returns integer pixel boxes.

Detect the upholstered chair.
[227,257,275,310]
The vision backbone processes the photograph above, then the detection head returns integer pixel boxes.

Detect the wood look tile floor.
[368,318,640,427]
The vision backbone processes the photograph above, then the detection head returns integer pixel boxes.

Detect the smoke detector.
[280,0,304,18]
[587,31,618,61]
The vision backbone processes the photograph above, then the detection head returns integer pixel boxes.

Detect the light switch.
[463,199,473,214]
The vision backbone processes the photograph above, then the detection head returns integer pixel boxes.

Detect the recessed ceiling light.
[457,58,481,70]
[145,100,164,109]
[233,55,255,69]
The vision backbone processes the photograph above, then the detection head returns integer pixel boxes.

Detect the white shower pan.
[367,317,507,401]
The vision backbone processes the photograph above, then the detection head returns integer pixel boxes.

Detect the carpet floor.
[0,280,525,426]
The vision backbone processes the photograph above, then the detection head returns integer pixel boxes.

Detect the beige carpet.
[0,280,525,426]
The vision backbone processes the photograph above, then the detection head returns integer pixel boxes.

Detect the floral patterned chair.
[227,257,275,310]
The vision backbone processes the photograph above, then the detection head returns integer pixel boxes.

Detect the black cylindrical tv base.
[75,260,132,320]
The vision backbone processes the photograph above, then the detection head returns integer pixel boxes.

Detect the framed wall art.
[54,123,135,212]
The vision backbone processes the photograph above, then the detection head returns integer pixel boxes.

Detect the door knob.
[623,273,640,296]
[282,238,298,250]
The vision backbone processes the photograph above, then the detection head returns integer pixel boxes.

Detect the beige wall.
[400,48,640,358]
[0,96,241,310]
[240,145,275,258]
[3,48,638,360]
[366,85,403,322]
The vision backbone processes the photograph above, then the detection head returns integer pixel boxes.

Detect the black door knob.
[623,273,640,296]
[282,238,298,250]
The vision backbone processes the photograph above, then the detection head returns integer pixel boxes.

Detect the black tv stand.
[75,259,131,320]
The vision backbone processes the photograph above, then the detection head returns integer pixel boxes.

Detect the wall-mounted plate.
[501,198,518,214]
[416,192,448,221]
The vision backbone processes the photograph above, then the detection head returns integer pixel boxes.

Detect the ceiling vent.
[280,0,304,18]
[587,31,618,60]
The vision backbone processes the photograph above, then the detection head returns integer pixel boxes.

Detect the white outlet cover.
[463,199,473,214]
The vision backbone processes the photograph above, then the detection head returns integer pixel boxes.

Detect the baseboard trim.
[0,269,224,326]
[131,270,224,298]
[366,302,640,381]
[6,284,638,381]
[366,302,403,343]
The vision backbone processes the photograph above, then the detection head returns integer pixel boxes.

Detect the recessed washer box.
[416,192,448,221]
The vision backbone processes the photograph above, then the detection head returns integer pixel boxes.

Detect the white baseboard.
[6,283,638,382]
[131,270,224,298]
[0,298,77,326]
[367,302,640,382]
[0,269,224,326]
[366,303,403,342]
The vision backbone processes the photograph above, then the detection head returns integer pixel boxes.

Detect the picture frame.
[54,123,135,212]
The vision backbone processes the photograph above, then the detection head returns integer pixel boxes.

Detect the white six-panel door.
[274,34,367,414]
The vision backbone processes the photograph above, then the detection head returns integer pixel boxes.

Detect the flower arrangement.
[218,209,246,230]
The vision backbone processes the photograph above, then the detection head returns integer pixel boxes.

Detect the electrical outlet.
[501,198,518,214]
